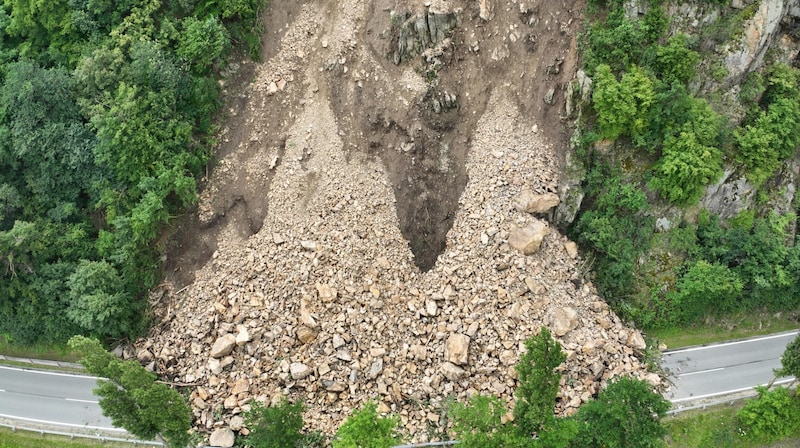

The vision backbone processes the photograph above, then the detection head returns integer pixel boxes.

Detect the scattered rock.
[290,362,313,380]
[297,326,318,344]
[551,307,579,337]
[508,220,549,255]
[210,334,236,359]
[515,189,561,214]
[564,241,578,258]
[441,362,466,381]
[235,327,251,346]
[209,428,235,448]
[445,333,470,366]
[627,330,647,351]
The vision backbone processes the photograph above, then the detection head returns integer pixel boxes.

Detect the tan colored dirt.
[145,0,658,444]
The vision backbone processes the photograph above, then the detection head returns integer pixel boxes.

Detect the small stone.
[300,240,317,251]
[368,358,384,379]
[564,241,579,258]
[276,79,287,91]
[273,233,285,244]
[333,334,346,349]
[445,333,470,366]
[441,362,466,381]
[297,326,317,344]
[508,221,549,255]
[318,363,331,376]
[325,381,346,392]
[290,362,313,379]
[224,394,238,409]
[209,428,235,448]
[409,344,427,361]
[235,327,251,346]
[231,378,250,395]
[267,82,278,95]
[336,350,352,362]
[230,415,244,431]
[322,39,329,48]
[210,334,236,359]
[425,300,438,317]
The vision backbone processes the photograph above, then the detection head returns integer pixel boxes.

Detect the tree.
[448,395,529,448]
[654,34,699,85]
[670,260,743,324]
[68,336,191,448]
[592,64,655,144]
[242,399,325,448]
[571,377,669,448]
[177,16,230,74]
[776,333,800,380]
[737,386,800,443]
[514,327,566,438]
[333,401,402,448]
[66,260,135,338]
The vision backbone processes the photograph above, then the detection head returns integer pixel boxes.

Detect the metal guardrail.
[0,420,164,446]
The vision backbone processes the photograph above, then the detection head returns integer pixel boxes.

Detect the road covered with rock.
[138,0,658,445]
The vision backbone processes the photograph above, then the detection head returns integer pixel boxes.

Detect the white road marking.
[670,377,796,403]
[677,367,724,377]
[664,330,799,355]
[66,398,99,404]
[0,412,125,432]
[0,364,99,380]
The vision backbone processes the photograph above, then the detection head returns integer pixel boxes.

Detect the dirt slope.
[143,0,657,443]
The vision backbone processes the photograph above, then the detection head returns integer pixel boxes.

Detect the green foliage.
[776,334,800,379]
[574,163,653,302]
[66,260,135,338]
[657,260,743,327]
[583,7,663,74]
[571,377,669,448]
[68,336,192,448]
[514,327,566,438]
[649,98,724,205]
[448,395,529,448]
[735,64,800,186]
[653,34,699,85]
[333,402,402,448]
[242,399,325,448]
[591,64,655,144]
[737,386,800,443]
[177,16,230,74]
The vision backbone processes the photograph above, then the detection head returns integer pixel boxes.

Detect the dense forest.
[571,0,800,330]
[0,0,266,344]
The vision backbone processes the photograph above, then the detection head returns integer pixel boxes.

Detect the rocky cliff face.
[141,1,658,445]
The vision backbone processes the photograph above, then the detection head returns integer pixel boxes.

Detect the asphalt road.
[662,330,799,404]
[0,365,121,432]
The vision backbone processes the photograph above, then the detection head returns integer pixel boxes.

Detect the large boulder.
[508,220,549,255]
[551,307,579,337]
[445,333,470,365]
[515,188,561,214]
[210,334,236,359]
[209,428,235,448]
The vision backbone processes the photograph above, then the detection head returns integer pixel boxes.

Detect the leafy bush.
[242,399,325,448]
[653,34,699,85]
[737,386,800,443]
[591,64,655,144]
[571,377,670,448]
[514,327,566,437]
[448,395,528,448]
[333,402,402,448]
[68,336,192,448]
[649,98,724,205]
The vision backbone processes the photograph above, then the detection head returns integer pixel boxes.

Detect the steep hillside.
[141,0,656,444]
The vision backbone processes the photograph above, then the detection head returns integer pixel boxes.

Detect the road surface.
[662,330,798,404]
[0,364,121,432]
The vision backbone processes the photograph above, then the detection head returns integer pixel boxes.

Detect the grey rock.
[508,220,549,255]
[210,334,236,359]
[209,428,235,448]
[445,333,470,365]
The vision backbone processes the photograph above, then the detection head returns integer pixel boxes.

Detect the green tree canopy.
[514,327,566,438]
[68,336,191,448]
[571,377,669,448]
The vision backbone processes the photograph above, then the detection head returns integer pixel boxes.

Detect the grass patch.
[0,338,80,363]
[652,311,799,350]
[0,428,133,448]
[664,401,800,448]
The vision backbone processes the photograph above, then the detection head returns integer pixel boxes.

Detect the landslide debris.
[142,0,658,444]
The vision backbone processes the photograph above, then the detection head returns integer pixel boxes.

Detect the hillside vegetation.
[0,0,266,344]
[571,0,800,332]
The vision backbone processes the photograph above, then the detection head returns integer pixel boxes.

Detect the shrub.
[571,377,669,448]
[333,402,402,448]
[737,386,800,443]
[449,395,529,448]
[242,399,326,448]
[592,64,655,144]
